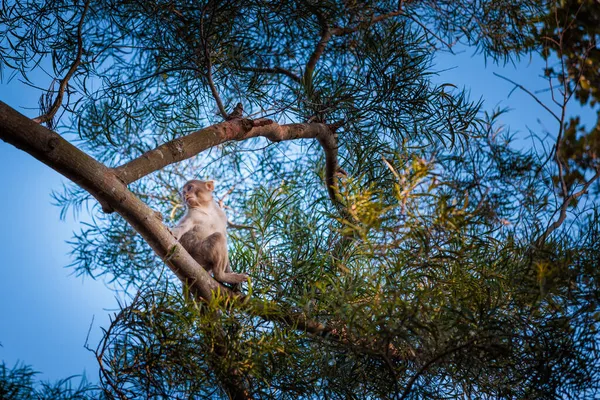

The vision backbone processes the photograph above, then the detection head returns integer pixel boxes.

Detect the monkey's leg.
[201,233,249,284]
[179,227,212,270]
[224,260,243,293]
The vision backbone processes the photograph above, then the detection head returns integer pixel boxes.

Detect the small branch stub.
[226,103,244,120]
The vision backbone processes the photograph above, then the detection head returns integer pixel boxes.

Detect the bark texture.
[114,119,336,184]
[0,101,337,332]
[0,101,220,300]
[0,101,395,362]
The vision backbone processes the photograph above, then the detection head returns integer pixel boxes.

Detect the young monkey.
[171,180,249,284]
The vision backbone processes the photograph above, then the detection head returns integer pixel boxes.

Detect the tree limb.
[0,101,377,356]
[304,25,333,93]
[537,167,600,245]
[114,119,332,178]
[301,0,335,95]
[114,117,343,208]
[2,101,221,301]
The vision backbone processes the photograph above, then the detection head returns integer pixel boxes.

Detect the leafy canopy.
[1,0,600,399]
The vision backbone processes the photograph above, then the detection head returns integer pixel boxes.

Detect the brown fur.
[173,180,249,285]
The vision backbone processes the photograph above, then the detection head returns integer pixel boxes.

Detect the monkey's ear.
[205,180,215,191]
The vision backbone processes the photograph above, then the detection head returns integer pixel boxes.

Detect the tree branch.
[200,7,228,120]
[301,1,333,94]
[304,29,333,93]
[537,167,600,245]
[33,0,90,127]
[302,3,403,108]
[114,118,343,209]
[400,338,478,399]
[2,101,221,301]
[403,12,454,50]
[115,119,327,178]
[493,73,561,123]
[237,65,302,83]
[114,117,343,208]
[248,300,403,361]
[331,8,404,36]
[0,101,375,357]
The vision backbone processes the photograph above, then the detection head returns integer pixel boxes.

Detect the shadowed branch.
[33,0,91,128]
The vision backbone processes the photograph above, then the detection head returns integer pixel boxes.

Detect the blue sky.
[0,46,593,384]
[0,80,117,382]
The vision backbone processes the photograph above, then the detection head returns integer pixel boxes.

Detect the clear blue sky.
[0,77,117,383]
[0,46,592,384]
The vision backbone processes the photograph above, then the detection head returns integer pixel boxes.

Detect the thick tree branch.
[114,118,250,182]
[0,101,380,357]
[33,0,90,127]
[114,118,344,208]
[318,123,343,206]
[115,119,331,178]
[114,118,343,208]
[1,101,221,301]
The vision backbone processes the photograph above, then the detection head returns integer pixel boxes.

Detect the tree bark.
[0,101,220,300]
[0,101,394,362]
[114,118,335,184]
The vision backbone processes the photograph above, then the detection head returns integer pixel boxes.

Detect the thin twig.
[400,338,478,399]
[217,184,236,209]
[331,8,404,36]
[537,168,600,245]
[200,6,227,119]
[238,65,302,83]
[493,73,561,123]
[550,4,572,227]
[228,222,256,230]
[106,67,202,90]
[402,13,454,51]
[96,309,130,400]
[204,51,227,119]
[33,0,90,126]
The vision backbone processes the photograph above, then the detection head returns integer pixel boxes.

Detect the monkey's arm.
[171,217,194,240]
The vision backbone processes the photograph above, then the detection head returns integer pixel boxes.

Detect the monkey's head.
[181,180,215,208]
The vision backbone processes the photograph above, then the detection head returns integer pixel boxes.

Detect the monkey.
[171,179,249,285]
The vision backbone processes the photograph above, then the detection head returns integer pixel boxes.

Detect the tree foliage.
[536,0,600,192]
[0,362,96,400]
[1,0,600,399]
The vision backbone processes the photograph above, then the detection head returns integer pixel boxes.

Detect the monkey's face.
[182,180,215,208]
